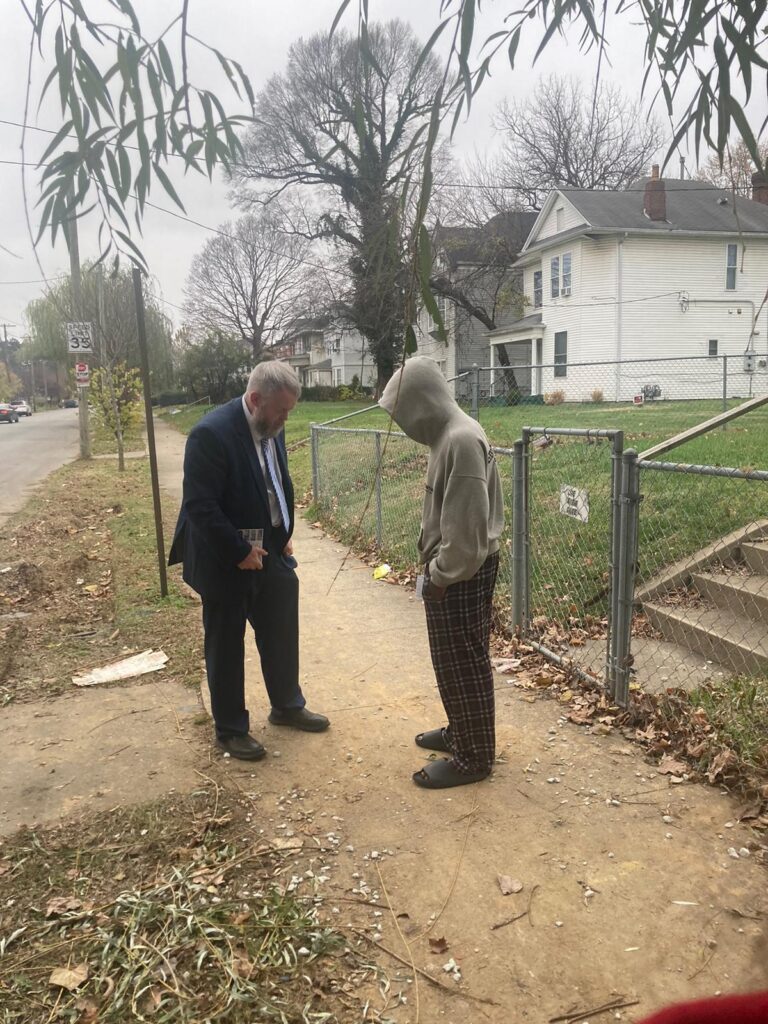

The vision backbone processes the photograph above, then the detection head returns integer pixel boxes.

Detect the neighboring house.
[271,318,330,387]
[489,168,768,401]
[272,316,376,389]
[322,321,376,389]
[414,211,537,394]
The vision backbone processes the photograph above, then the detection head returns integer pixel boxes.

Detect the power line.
[0,124,754,195]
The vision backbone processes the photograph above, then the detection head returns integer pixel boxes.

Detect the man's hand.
[424,580,446,601]
[283,538,294,557]
[238,545,268,570]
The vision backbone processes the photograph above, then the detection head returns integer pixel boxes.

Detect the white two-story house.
[489,169,768,401]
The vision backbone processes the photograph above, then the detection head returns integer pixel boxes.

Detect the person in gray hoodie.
[379,356,504,788]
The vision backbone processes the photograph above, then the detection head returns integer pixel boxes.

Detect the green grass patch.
[90,413,144,456]
[690,676,768,774]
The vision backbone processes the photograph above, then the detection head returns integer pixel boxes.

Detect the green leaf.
[115,228,148,272]
[460,0,475,65]
[507,27,521,69]
[157,38,176,91]
[39,120,74,166]
[330,0,353,37]
[413,19,450,78]
[153,161,185,211]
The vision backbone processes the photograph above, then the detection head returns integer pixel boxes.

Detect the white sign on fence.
[559,484,589,523]
[66,321,94,353]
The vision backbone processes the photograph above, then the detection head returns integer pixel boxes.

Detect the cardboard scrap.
[72,649,168,687]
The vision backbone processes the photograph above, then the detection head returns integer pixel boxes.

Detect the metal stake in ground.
[132,266,168,598]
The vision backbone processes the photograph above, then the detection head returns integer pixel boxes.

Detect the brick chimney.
[644,164,667,221]
[751,171,768,205]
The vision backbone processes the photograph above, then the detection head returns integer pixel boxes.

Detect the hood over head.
[378,356,457,445]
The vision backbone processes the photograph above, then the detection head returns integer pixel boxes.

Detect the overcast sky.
[0,1,760,338]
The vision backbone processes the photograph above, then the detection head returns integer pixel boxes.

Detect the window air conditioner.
[561,286,571,297]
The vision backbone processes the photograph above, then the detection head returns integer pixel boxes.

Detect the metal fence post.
[521,429,531,628]
[511,440,525,630]
[606,431,624,693]
[722,354,728,429]
[374,430,383,548]
[470,363,480,420]
[311,424,320,501]
[613,448,641,706]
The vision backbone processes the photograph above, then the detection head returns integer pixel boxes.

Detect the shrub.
[300,385,340,402]
[544,389,565,405]
[591,389,604,403]
[152,391,189,407]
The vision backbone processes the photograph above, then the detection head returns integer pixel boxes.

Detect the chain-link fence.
[310,376,768,707]
[311,422,516,622]
[617,400,768,702]
[510,428,622,689]
[457,355,768,411]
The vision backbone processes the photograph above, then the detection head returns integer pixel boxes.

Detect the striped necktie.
[260,439,290,532]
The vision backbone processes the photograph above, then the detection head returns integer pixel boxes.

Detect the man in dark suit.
[169,361,329,760]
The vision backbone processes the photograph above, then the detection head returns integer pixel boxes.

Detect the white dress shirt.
[241,395,283,528]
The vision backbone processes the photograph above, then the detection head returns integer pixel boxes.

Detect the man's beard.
[254,416,279,438]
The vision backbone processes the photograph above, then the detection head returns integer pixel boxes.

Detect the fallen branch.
[350,929,500,1007]
[490,910,527,931]
[549,997,640,1023]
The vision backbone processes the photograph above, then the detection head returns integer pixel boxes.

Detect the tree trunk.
[494,343,521,402]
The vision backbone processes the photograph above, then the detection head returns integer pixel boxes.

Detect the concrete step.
[742,541,768,575]
[643,602,768,676]
[692,571,768,627]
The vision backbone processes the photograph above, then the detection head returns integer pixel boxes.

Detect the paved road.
[0,408,80,522]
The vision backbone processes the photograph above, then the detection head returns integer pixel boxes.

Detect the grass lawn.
[158,396,768,627]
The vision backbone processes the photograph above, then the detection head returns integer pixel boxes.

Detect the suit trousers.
[201,551,305,739]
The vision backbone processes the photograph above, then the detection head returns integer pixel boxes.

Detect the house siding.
[493,232,768,401]
[535,195,585,242]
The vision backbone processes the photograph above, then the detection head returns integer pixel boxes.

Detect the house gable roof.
[518,178,768,263]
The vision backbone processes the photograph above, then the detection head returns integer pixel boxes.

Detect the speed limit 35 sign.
[66,322,94,353]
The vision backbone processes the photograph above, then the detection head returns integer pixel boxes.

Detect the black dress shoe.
[268,707,330,732]
[216,734,267,760]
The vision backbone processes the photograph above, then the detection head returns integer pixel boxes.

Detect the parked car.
[61,398,78,409]
[10,399,32,417]
[0,403,20,424]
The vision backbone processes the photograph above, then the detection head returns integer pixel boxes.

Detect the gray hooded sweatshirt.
[379,356,504,588]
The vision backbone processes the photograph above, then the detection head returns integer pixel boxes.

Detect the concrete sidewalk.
[154,418,767,1023]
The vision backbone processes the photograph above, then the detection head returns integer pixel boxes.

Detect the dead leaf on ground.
[428,936,449,954]
[657,755,688,776]
[141,985,165,1014]
[706,748,738,784]
[49,964,89,991]
[75,997,99,1023]
[0,860,11,876]
[498,875,523,895]
[46,896,83,917]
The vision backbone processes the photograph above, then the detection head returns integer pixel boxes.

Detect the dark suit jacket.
[168,397,294,601]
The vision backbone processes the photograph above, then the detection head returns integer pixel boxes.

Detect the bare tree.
[232,20,443,388]
[488,75,664,211]
[698,140,768,197]
[183,212,309,362]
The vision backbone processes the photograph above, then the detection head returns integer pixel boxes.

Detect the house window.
[726,244,738,290]
[561,253,572,294]
[708,339,718,357]
[333,368,343,386]
[554,331,568,377]
[556,207,564,232]
[551,257,560,298]
[533,270,542,308]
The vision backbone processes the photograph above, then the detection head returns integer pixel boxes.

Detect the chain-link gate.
[511,428,624,695]
[610,396,768,705]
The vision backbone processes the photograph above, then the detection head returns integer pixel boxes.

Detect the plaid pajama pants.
[424,552,499,775]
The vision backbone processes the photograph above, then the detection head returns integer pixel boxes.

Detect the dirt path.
[2,419,765,1023]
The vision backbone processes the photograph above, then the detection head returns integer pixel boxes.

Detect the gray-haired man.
[169,361,329,760]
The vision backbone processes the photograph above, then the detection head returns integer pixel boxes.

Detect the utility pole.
[132,266,168,598]
[65,189,90,458]
[98,267,125,471]
[29,361,36,410]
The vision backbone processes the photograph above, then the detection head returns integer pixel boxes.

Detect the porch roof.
[488,312,543,342]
